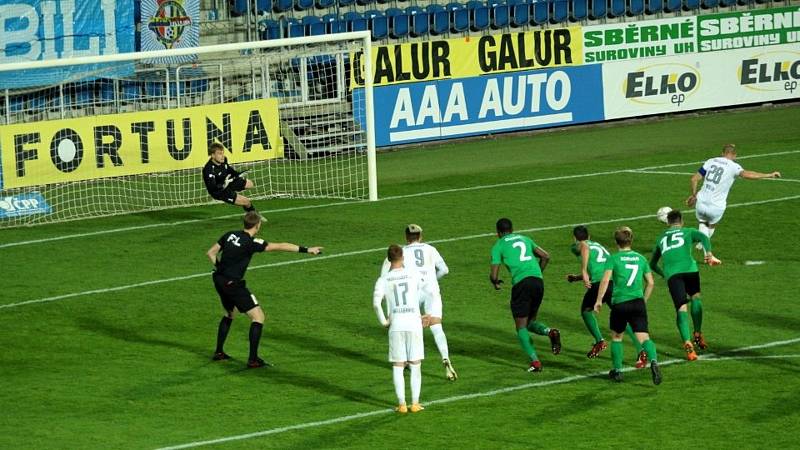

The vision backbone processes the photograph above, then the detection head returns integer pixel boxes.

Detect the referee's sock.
[216,316,233,353]
[248,322,264,361]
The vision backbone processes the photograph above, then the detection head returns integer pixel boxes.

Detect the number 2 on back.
[513,242,533,262]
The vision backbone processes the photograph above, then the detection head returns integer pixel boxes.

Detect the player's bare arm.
[686,172,703,206]
[265,242,323,254]
[594,270,612,313]
[489,264,503,290]
[643,272,655,302]
[206,243,221,266]
[534,247,550,272]
[579,241,591,288]
[741,170,781,180]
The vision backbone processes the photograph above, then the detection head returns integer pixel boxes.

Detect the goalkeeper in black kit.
[203,142,260,216]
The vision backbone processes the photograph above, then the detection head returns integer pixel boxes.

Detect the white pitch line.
[155,337,800,450]
[2,149,797,250]
[3,193,800,311]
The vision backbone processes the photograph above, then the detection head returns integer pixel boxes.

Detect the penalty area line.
[3,194,800,311]
[2,149,798,250]
[154,337,800,450]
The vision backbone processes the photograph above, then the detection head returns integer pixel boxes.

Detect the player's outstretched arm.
[594,270,612,313]
[741,170,781,180]
[534,247,550,272]
[206,243,221,266]
[266,243,323,254]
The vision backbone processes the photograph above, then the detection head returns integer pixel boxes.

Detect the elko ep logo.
[623,63,701,106]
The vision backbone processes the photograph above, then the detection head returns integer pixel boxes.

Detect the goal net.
[0,32,376,227]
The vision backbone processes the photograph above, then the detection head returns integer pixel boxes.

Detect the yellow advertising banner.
[351,27,584,87]
[1,99,282,189]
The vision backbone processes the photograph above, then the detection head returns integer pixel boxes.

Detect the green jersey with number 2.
[652,227,710,280]
[570,240,611,283]
[491,233,542,285]
[604,250,651,304]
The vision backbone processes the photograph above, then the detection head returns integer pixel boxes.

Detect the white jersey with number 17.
[697,157,743,208]
[373,268,426,333]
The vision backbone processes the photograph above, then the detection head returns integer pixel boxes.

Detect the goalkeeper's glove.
[223,174,234,189]
[490,276,504,290]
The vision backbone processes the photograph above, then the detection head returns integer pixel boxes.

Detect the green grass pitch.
[2,105,799,449]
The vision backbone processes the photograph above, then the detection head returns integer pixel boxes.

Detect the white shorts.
[388,330,424,363]
[420,279,443,318]
[695,200,725,225]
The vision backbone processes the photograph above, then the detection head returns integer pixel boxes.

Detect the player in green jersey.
[567,226,647,367]
[595,227,661,385]
[490,218,561,373]
[650,210,722,360]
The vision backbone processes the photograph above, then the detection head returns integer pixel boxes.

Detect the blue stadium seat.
[232,0,248,14]
[99,81,115,102]
[550,0,568,22]
[9,95,26,113]
[508,0,529,26]
[339,0,356,8]
[406,7,430,36]
[628,0,644,15]
[531,0,550,24]
[682,0,700,9]
[466,1,490,30]
[302,15,325,35]
[262,19,282,39]
[274,0,293,12]
[488,0,510,28]
[365,10,389,40]
[447,2,470,33]
[663,0,680,11]
[317,0,336,8]
[296,0,314,10]
[386,8,410,38]
[188,79,210,95]
[344,11,368,31]
[645,0,662,14]
[256,0,272,12]
[426,4,450,35]
[718,0,735,5]
[71,85,94,106]
[357,0,375,7]
[121,81,141,101]
[321,13,343,33]
[571,0,589,20]
[608,0,626,17]
[376,0,392,5]
[286,18,304,37]
[701,0,718,7]
[145,82,165,98]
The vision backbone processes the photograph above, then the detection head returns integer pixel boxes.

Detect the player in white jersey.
[381,224,457,381]
[686,144,781,242]
[374,245,428,413]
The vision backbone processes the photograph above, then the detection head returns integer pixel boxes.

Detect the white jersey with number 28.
[697,157,743,208]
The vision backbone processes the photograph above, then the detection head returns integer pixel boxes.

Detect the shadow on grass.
[75,316,208,358]
[264,366,388,408]
[268,329,388,369]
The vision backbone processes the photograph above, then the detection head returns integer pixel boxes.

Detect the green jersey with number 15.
[491,233,542,285]
[652,227,710,280]
[604,250,651,305]
[570,240,611,283]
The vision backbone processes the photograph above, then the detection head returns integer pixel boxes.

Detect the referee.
[206,211,322,368]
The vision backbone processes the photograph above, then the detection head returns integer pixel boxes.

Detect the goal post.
[0,31,377,227]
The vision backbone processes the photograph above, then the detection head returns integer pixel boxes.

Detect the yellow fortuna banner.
[1,99,283,189]
[352,27,584,87]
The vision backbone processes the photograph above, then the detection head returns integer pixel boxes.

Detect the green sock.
[581,311,604,343]
[690,298,703,332]
[527,321,550,336]
[516,328,538,361]
[677,311,691,342]
[611,341,624,370]
[625,325,642,353]
[642,339,658,363]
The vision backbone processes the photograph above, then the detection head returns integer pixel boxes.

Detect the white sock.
[409,363,422,404]
[430,323,450,360]
[707,227,715,238]
[698,223,710,238]
[392,366,406,405]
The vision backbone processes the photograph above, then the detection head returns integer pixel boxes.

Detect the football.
[657,206,672,224]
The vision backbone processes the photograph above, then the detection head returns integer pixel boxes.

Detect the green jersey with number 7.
[604,250,651,305]
[491,233,542,285]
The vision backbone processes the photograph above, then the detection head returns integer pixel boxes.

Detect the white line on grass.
[2,150,797,250]
[155,337,800,450]
[3,193,800,311]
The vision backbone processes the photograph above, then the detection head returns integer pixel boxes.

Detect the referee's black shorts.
[609,299,648,334]
[213,273,259,313]
[582,281,613,311]
[667,272,701,310]
[510,276,544,320]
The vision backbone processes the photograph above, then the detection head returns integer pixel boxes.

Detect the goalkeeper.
[203,142,259,215]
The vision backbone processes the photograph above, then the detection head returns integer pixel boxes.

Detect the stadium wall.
[355,6,800,147]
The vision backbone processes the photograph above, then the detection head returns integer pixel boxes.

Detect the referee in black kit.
[206,211,323,368]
